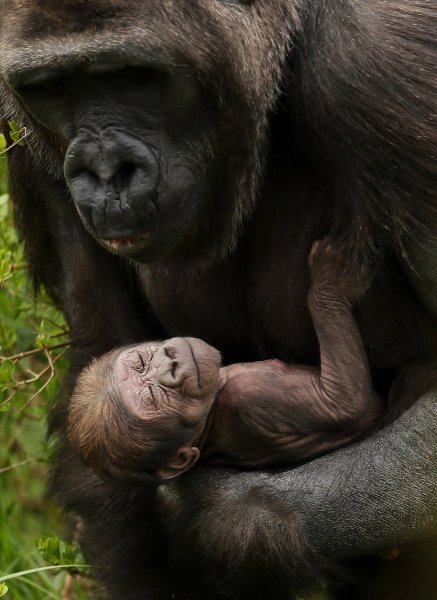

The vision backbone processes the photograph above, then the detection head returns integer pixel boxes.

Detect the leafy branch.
[0,342,70,412]
[0,121,31,157]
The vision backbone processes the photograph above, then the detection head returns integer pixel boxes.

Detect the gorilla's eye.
[19,77,67,100]
[110,66,157,84]
[35,78,66,95]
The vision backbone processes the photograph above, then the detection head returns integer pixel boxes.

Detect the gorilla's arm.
[163,391,437,596]
[163,223,437,596]
[161,2,437,594]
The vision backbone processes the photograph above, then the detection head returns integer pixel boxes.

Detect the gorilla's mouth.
[102,232,153,256]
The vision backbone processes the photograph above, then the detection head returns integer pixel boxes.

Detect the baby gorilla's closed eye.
[137,352,145,371]
[145,384,156,407]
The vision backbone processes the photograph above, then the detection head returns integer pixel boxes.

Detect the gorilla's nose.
[64,129,160,241]
[89,159,136,189]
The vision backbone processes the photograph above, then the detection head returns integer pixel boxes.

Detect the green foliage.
[8,121,28,146]
[36,537,88,573]
[0,160,96,599]
[0,188,69,413]
[0,122,29,160]
[0,160,7,194]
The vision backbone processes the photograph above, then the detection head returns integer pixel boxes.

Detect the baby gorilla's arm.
[204,241,383,466]
[303,240,383,428]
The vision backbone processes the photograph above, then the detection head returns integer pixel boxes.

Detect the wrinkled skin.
[67,337,222,480]
[0,1,436,599]
[69,240,384,481]
[112,337,220,422]
[205,240,385,467]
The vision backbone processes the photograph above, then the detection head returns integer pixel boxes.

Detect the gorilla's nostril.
[163,346,175,360]
[111,163,137,190]
[161,346,179,378]
[171,359,178,378]
[83,169,100,185]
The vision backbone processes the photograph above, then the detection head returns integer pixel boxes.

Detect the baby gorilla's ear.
[156,447,201,480]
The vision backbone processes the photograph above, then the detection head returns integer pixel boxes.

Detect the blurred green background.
[0,155,91,599]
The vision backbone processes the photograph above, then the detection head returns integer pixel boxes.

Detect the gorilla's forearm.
[163,392,437,590]
[288,392,437,558]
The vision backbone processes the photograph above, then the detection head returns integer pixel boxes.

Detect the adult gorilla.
[1,1,436,599]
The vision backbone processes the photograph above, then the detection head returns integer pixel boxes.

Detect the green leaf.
[0,402,11,413]
[8,121,17,132]
[0,134,6,154]
[0,583,8,597]
[0,360,15,384]
[0,194,9,220]
[37,536,87,568]
[8,121,27,146]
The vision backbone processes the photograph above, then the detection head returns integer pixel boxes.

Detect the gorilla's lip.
[101,232,152,255]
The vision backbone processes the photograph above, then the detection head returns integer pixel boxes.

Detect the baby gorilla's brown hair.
[67,351,191,483]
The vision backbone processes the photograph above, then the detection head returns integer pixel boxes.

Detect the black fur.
[1,1,436,598]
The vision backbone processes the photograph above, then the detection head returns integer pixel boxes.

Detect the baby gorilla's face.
[111,337,221,437]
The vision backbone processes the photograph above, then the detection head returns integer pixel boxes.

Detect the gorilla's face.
[21,64,211,262]
[0,0,294,264]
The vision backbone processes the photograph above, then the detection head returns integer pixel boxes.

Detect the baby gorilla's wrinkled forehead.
[113,337,221,425]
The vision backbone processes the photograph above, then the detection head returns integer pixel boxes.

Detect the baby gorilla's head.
[67,337,221,482]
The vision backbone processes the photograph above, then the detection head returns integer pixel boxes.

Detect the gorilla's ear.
[156,447,201,480]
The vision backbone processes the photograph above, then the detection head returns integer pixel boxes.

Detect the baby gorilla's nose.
[153,337,221,398]
[153,342,187,388]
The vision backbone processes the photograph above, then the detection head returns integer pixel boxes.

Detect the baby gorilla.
[68,241,384,481]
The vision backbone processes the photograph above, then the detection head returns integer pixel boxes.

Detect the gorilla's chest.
[136,249,318,365]
[136,246,430,370]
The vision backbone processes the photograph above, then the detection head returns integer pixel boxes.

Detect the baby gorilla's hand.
[308,239,373,305]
